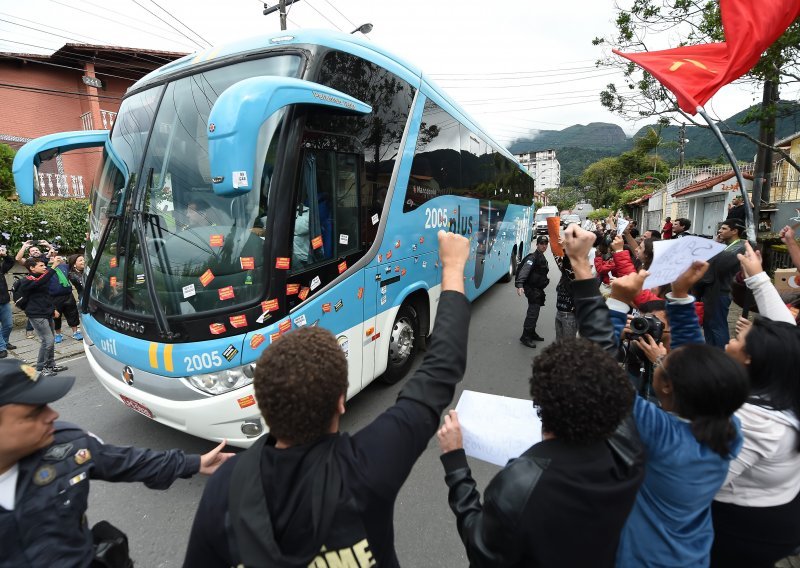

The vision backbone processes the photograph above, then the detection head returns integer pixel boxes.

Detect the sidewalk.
[5,311,86,364]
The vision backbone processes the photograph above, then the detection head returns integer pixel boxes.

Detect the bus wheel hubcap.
[389,317,415,366]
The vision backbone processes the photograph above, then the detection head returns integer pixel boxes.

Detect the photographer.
[0,244,15,358]
[563,224,749,567]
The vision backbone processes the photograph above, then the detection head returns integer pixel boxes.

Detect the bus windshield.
[88,54,301,319]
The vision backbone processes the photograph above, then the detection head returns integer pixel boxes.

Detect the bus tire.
[499,252,516,283]
[380,303,419,385]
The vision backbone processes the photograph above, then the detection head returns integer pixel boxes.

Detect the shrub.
[587,208,613,220]
[0,198,89,256]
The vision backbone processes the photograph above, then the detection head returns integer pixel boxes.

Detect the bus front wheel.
[380,304,419,384]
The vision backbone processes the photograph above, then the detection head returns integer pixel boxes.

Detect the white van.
[534,205,559,235]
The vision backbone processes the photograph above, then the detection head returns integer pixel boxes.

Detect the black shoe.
[531,332,545,341]
[0,350,6,358]
[40,368,57,377]
[48,365,69,373]
[5,343,16,350]
[519,337,537,348]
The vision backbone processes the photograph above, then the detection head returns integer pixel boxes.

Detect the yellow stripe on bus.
[164,344,174,372]
[149,343,159,369]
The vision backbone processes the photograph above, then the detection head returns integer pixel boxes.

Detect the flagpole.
[696,106,757,242]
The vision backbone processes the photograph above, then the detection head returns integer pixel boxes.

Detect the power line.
[455,88,601,104]
[430,65,599,79]
[435,68,616,84]
[438,71,621,89]
[319,0,356,27]
[48,0,198,51]
[130,0,208,49]
[474,98,599,114]
[146,0,212,48]
[0,81,123,100]
[1,54,144,83]
[302,0,343,31]
[459,93,599,107]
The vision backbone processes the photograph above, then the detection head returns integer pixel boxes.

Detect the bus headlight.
[185,363,256,395]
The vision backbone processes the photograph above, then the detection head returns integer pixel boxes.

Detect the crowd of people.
[0,239,86,374]
[2,216,800,567]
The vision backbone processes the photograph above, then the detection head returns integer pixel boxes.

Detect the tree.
[593,1,800,196]
[0,143,15,199]
[545,185,584,212]
[580,147,665,209]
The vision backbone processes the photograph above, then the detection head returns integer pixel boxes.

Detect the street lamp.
[351,23,373,34]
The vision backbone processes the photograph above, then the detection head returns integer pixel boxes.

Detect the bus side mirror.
[12,130,110,204]
[206,76,371,197]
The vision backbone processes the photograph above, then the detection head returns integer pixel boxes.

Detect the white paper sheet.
[454,390,542,467]
[642,236,725,289]
[616,218,629,235]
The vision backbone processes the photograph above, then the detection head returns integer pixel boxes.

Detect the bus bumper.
[85,345,265,448]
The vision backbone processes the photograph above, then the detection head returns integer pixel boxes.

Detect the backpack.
[12,277,31,310]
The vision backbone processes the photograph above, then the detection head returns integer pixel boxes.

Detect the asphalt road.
[51,253,563,567]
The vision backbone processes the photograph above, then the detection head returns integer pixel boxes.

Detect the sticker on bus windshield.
[182,284,196,298]
[218,286,235,301]
[210,235,224,247]
[337,335,349,359]
[232,171,248,189]
[136,274,145,284]
[337,261,347,274]
[310,276,321,290]
[293,314,307,327]
[199,269,215,287]
[286,283,300,295]
[311,235,323,250]
[240,257,255,270]
[298,287,310,300]
[278,319,291,334]
[357,287,364,300]
[229,315,248,328]
[237,394,255,409]
[261,298,278,313]
[334,299,343,312]
[381,295,387,305]
[209,323,226,335]
[322,303,332,313]
[339,234,349,245]
[275,257,291,270]
[371,214,379,225]
[109,257,117,268]
[270,332,280,343]
[386,251,392,260]
[110,277,117,288]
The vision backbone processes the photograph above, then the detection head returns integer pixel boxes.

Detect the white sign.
[232,171,248,188]
[339,234,349,245]
[643,236,726,290]
[454,390,542,467]
[616,218,629,236]
[293,314,307,327]
[182,284,196,298]
[310,275,321,290]
[371,213,379,225]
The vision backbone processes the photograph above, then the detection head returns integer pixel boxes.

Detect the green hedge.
[0,198,89,256]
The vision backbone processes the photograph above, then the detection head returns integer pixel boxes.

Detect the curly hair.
[253,326,348,446]
[530,338,634,445]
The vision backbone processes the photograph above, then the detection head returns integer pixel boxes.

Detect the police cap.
[0,359,74,406]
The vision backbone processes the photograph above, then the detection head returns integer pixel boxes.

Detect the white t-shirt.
[0,464,19,510]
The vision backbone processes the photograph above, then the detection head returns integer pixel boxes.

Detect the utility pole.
[263,0,300,30]
[678,123,686,170]
[752,78,778,231]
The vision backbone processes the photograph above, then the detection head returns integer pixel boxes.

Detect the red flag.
[614,0,800,114]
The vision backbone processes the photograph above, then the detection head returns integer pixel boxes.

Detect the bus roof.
[131,28,526,171]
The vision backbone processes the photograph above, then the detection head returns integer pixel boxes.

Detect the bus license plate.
[120,395,154,419]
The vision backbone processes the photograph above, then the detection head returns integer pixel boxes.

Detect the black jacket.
[515,250,549,292]
[184,291,471,568]
[0,422,200,568]
[0,256,14,304]
[441,277,645,567]
[21,268,57,318]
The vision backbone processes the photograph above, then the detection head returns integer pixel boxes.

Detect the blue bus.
[13,30,535,446]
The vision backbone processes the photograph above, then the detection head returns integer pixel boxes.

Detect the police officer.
[0,359,233,567]
[516,236,550,347]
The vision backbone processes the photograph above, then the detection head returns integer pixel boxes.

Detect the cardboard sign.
[643,236,725,290]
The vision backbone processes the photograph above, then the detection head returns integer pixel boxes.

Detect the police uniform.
[515,241,550,346]
[0,422,200,568]
[0,358,203,568]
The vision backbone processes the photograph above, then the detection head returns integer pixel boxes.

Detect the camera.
[629,314,664,343]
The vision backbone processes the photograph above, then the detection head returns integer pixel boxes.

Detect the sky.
[0,0,791,149]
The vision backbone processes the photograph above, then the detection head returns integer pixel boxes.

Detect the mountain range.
[508,101,800,185]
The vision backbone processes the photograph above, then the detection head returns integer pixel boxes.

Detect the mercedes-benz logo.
[121,366,135,386]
